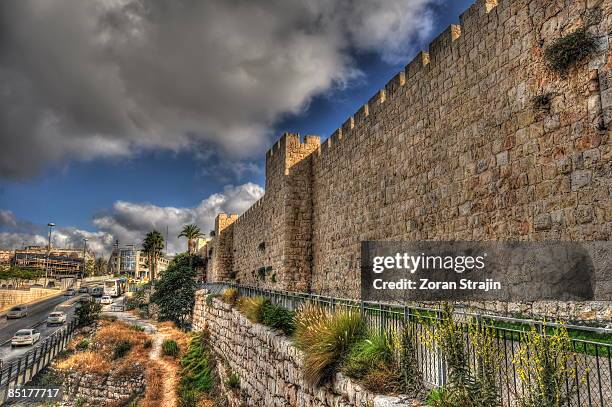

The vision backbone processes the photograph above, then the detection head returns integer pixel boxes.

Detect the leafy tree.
[150,253,197,328]
[0,267,44,288]
[93,257,108,276]
[142,230,165,281]
[178,224,204,255]
[76,301,102,327]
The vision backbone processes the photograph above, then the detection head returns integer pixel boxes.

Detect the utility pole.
[45,223,55,288]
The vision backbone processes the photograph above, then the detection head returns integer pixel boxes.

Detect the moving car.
[47,311,67,325]
[91,287,103,297]
[78,287,89,294]
[80,294,93,303]
[11,329,40,347]
[100,296,113,305]
[6,306,28,319]
[65,289,76,296]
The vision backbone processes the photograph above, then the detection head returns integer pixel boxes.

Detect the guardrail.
[0,320,76,404]
[202,282,612,407]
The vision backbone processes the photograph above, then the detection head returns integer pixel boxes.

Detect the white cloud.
[93,183,264,254]
[0,0,440,179]
[0,182,264,256]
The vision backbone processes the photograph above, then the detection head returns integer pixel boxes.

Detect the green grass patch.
[162,339,180,358]
[178,332,217,406]
[113,340,132,360]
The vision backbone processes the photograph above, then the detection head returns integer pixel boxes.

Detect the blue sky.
[0,0,473,254]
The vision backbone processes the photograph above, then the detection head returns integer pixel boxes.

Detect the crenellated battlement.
[206,0,611,301]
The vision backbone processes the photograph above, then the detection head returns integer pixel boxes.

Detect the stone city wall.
[205,0,612,318]
[192,290,421,407]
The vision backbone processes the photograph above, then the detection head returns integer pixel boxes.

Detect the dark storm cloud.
[0,0,439,179]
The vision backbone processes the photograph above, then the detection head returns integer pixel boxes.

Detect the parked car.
[11,329,40,347]
[78,287,89,294]
[100,296,113,305]
[91,287,103,297]
[6,306,28,319]
[47,311,67,325]
[65,289,76,296]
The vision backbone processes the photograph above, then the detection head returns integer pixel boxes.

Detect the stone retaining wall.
[51,368,145,406]
[0,288,61,312]
[192,290,422,407]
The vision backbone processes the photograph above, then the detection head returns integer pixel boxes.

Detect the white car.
[11,329,41,347]
[47,311,67,325]
[6,306,28,319]
[100,296,113,305]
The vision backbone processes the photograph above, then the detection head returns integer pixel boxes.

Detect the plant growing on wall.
[513,325,576,407]
[544,28,597,74]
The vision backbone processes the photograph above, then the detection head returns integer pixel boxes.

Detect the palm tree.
[178,224,203,255]
[142,230,165,281]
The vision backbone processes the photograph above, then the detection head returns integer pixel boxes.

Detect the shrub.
[162,339,180,358]
[544,28,597,74]
[514,325,575,407]
[342,328,422,395]
[113,340,132,360]
[261,302,295,335]
[76,301,102,327]
[236,296,268,323]
[205,294,217,306]
[293,304,365,385]
[130,324,146,332]
[342,332,394,379]
[143,339,153,349]
[225,372,240,389]
[75,339,89,351]
[221,288,239,305]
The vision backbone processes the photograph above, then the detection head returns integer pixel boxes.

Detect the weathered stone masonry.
[192,291,421,407]
[206,0,612,309]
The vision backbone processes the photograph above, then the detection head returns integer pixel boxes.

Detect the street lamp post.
[45,223,55,288]
[82,238,88,280]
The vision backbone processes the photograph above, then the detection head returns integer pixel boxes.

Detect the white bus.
[104,279,123,297]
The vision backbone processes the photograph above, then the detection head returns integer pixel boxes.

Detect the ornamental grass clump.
[293,304,365,385]
[236,296,268,323]
[514,325,575,407]
[220,287,239,306]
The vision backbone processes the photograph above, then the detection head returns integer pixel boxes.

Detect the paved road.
[0,295,68,344]
[0,281,105,364]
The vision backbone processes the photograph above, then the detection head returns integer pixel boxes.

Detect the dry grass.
[158,322,189,359]
[56,350,111,374]
[138,360,166,407]
[56,320,153,377]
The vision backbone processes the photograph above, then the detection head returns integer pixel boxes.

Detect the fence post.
[437,309,447,386]
[15,358,21,386]
[22,353,28,383]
